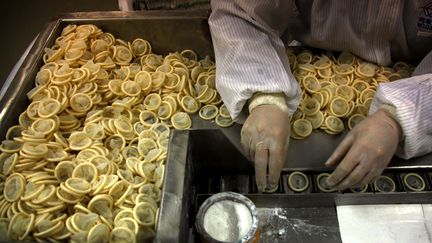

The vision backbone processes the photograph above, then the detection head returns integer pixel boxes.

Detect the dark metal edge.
[156,130,190,242]
[55,10,210,21]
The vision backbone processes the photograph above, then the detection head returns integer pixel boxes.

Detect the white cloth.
[209,0,432,159]
[337,204,432,243]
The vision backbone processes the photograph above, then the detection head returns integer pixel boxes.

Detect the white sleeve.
[208,0,301,120]
[118,0,133,11]
[369,51,432,159]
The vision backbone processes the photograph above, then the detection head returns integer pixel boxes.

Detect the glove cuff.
[248,92,289,114]
[378,104,397,120]
[378,104,403,140]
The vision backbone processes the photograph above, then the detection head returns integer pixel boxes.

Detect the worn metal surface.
[181,129,431,242]
[218,123,432,171]
[1,11,431,243]
[181,129,432,242]
[257,207,340,243]
[156,130,191,242]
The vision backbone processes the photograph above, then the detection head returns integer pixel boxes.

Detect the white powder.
[203,200,253,242]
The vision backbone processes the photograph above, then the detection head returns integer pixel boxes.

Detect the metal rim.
[263,185,279,193]
[288,171,310,192]
[349,184,368,193]
[403,173,426,192]
[195,192,258,243]
[263,175,279,193]
[316,173,336,193]
[373,175,396,192]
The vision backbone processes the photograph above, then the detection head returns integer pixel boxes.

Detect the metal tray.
[0,10,213,139]
[1,10,431,243]
[0,10,214,243]
[162,129,432,242]
[2,10,431,171]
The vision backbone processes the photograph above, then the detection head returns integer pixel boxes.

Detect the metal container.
[349,184,369,193]
[287,171,310,192]
[0,10,213,141]
[373,175,397,193]
[0,11,214,243]
[316,173,337,193]
[1,10,432,243]
[402,173,426,192]
[195,192,259,243]
[164,129,432,242]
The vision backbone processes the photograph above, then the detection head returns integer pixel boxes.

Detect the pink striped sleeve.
[370,71,432,159]
[208,0,301,120]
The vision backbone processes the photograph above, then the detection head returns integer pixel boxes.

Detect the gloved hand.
[325,109,402,190]
[241,104,290,192]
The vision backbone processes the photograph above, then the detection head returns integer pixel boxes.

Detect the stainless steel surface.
[217,123,432,170]
[1,10,431,243]
[0,0,118,89]
[0,36,37,105]
[257,207,340,243]
[157,130,190,242]
[167,128,431,242]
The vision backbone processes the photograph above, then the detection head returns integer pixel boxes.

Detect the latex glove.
[240,104,290,192]
[325,109,402,190]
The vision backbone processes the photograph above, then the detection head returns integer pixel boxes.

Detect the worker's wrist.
[248,92,289,114]
[378,104,403,141]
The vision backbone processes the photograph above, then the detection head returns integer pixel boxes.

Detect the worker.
[209,0,432,192]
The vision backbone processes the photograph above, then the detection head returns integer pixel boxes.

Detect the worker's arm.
[209,0,301,120]
[372,50,432,159]
[209,0,301,192]
[326,50,432,189]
